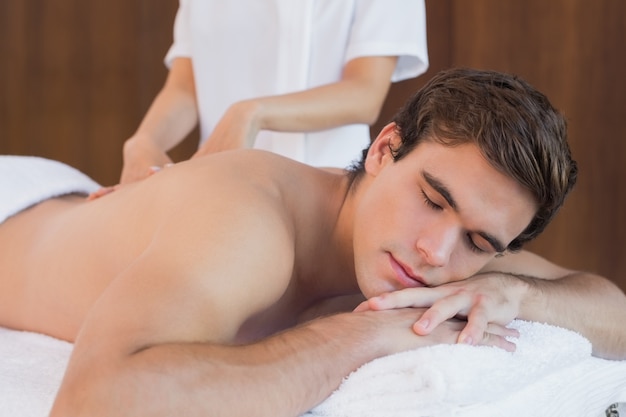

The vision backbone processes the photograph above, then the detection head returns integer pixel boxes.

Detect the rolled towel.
[0,156,100,224]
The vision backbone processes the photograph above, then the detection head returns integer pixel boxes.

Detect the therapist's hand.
[88,164,173,201]
[193,101,260,158]
[121,135,174,184]
[87,185,120,201]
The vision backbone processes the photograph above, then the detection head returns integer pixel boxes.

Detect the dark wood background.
[1,1,624,290]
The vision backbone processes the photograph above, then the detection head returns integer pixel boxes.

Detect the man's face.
[353,138,537,299]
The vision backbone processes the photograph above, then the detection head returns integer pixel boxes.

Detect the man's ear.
[364,122,401,175]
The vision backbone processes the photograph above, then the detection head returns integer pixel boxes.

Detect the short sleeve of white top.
[165,0,429,168]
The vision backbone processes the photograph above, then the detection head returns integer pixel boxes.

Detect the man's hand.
[349,307,518,353]
[355,272,526,349]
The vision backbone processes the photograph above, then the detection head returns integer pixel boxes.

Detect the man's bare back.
[0,150,354,343]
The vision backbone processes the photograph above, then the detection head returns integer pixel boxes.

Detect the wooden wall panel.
[0,0,191,185]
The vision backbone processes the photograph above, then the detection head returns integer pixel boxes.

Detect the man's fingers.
[412,290,473,335]
[368,287,447,310]
[457,315,519,345]
[365,287,521,350]
[479,331,517,352]
[486,323,520,338]
[353,300,371,312]
[457,301,490,345]
[456,296,519,345]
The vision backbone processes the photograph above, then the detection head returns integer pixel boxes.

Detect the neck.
[295,172,360,301]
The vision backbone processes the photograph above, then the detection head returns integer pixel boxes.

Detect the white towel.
[1,321,625,417]
[0,155,100,224]
[0,327,71,417]
[304,320,626,417]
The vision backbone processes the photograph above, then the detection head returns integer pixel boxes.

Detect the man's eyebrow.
[423,171,457,210]
[477,231,506,254]
[422,171,507,253]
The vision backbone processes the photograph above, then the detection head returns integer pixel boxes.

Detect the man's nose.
[415,223,457,267]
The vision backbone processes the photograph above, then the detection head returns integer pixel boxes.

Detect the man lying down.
[0,68,625,417]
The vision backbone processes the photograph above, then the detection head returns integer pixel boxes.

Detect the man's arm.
[193,56,398,157]
[47,229,473,416]
[358,250,626,360]
[52,305,476,417]
[515,270,626,359]
[121,57,198,184]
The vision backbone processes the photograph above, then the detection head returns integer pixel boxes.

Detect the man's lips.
[388,254,425,288]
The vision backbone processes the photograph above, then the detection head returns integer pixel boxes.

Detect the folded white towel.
[0,155,100,224]
[304,320,626,417]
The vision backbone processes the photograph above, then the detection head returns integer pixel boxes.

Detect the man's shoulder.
[180,150,331,198]
[190,149,316,178]
[161,149,346,243]
[157,151,306,232]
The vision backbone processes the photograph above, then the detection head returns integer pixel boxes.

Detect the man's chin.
[358,281,396,301]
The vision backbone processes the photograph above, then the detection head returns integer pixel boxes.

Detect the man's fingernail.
[459,334,473,345]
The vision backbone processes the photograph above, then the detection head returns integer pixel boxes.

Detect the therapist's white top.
[166,0,429,168]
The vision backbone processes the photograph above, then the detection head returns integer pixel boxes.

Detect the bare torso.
[0,151,356,342]
[0,183,164,339]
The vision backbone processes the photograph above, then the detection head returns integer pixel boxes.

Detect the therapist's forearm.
[127,57,199,153]
[249,81,383,131]
[128,86,198,153]
[242,56,398,133]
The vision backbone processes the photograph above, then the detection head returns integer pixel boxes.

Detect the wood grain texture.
[1,0,624,289]
[0,0,195,185]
